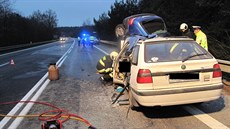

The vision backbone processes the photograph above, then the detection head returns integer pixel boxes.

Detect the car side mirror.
[119,61,131,72]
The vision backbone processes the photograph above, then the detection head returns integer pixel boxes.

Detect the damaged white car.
[113,36,223,109]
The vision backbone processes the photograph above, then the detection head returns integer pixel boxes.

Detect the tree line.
[94,0,230,60]
[0,0,229,59]
[0,0,57,47]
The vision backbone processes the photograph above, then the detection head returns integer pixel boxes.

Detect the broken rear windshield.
[144,41,213,63]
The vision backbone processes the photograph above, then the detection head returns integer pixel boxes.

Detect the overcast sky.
[12,0,117,27]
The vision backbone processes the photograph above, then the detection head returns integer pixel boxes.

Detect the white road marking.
[8,79,50,129]
[0,62,9,67]
[94,45,109,55]
[0,73,48,129]
[58,55,67,67]
[183,106,230,129]
[0,39,75,129]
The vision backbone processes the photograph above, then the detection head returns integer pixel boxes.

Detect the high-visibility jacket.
[195,30,208,50]
[96,55,113,75]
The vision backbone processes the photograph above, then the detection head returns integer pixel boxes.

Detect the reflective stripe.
[195,30,208,50]
[109,72,113,78]
[103,56,106,60]
[98,68,112,73]
[170,43,179,53]
[99,59,105,67]
[105,68,112,73]
[98,69,105,73]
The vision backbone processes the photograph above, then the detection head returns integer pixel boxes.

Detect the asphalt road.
[0,40,72,117]
[1,39,230,129]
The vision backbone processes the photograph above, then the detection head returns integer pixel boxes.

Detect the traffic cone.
[10,59,15,65]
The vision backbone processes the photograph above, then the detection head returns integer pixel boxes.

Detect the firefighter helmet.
[110,51,118,60]
[180,23,188,32]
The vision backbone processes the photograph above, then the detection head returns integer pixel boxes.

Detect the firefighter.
[179,23,195,40]
[192,26,208,51]
[96,51,118,82]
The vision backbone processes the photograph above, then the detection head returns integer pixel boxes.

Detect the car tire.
[115,24,125,39]
[128,88,139,110]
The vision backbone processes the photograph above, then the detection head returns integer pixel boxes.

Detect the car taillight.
[137,69,153,83]
[128,18,135,25]
[213,64,222,78]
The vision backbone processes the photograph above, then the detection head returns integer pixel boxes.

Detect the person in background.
[180,23,195,40]
[192,26,208,51]
[96,51,118,83]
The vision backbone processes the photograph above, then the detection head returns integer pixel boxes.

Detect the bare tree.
[44,9,58,29]
[82,18,92,26]
[0,0,12,44]
[0,0,11,14]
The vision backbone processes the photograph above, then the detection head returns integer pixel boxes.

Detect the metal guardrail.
[217,59,230,73]
[100,40,230,74]
[0,40,57,53]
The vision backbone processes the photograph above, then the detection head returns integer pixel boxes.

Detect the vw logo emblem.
[181,64,186,70]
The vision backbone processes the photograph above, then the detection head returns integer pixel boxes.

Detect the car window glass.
[141,19,166,34]
[132,45,140,65]
[145,41,212,63]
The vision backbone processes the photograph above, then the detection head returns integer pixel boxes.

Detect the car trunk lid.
[144,59,221,89]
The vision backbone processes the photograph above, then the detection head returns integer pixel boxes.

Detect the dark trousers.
[103,74,113,82]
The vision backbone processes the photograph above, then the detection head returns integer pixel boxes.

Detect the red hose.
[0,100,94,127]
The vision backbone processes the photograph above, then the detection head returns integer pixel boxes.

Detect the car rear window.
[141,19,166,34]
[144,41,213,63]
